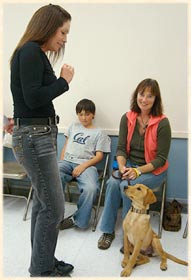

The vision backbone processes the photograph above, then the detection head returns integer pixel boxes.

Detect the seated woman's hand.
[121,167,137,180]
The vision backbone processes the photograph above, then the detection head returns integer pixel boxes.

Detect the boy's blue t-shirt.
[64,122,111,164]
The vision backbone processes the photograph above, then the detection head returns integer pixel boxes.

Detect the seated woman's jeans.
[12,124,65,276]
[100,161,167,234]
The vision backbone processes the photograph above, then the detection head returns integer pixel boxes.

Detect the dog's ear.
[143,189,157,206]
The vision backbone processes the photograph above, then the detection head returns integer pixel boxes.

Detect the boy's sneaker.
[60,215,75,230]
[98,232,115,249]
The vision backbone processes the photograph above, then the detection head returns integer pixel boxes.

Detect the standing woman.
[10,4,74,277]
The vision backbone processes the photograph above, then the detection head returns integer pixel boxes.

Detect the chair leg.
[92,154,109,232]
[66,183,72,203]
[92,200,100,232]
[92,207,98,232]
[92,174,104,232]
[92,178,105,232]
[183,220,188,238]
[23,186,33,221]
[158,181,166,238]
[5,178,11,194]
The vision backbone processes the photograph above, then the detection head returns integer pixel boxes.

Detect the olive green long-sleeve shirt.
[116,113,171,170]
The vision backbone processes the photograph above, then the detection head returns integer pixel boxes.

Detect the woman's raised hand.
[60,64,74,84]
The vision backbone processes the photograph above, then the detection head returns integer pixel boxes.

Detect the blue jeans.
[12,124,65,276]
[58,160,99,228]
[100,161,167,234]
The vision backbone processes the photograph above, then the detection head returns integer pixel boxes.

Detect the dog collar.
[130,206,149,215]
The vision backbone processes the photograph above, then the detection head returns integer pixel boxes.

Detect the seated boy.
[58,99,111,230]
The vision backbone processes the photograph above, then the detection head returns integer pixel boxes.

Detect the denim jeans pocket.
[27,126,56,157]
[12,133,24,164]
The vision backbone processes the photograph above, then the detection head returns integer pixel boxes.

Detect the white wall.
[3,3,188,137]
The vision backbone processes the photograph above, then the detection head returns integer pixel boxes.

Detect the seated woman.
[97,78,171,250]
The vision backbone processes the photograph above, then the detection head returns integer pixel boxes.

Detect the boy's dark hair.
[76,99,96,114]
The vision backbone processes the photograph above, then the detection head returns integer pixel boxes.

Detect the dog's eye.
[137,187,141,191]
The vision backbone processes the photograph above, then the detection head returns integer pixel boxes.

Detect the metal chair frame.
[65,153,110,232]
[183,219,188,238]
[3,161,33,221]
[152,179,188,239]
[151,179,167,238]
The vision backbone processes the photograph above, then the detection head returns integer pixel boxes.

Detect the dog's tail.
[164,252,188,266]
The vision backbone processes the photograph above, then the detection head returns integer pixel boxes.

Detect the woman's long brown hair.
[10,4,71,65]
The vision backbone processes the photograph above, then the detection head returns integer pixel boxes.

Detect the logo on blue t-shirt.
[73,133,90,145]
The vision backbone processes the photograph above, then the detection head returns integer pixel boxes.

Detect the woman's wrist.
[119,166,126,174]
[132,167,142,178]
[137,168,142,176]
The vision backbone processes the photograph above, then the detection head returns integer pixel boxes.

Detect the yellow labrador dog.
[121,184,188,277]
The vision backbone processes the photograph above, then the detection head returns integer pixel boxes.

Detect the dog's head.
[124,184,157,207]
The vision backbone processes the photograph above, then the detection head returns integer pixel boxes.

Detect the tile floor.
[3,197,189,278]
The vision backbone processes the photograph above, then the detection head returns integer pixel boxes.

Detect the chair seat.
[3,162,27,179]
[3,161,32,221]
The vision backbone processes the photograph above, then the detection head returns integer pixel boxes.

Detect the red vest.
[126,111,168,175]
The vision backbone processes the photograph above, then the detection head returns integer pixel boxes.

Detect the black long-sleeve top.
[10,41,69,118]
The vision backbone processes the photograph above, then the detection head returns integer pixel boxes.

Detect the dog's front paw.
[120,268,132,277]
[121,259,128,268]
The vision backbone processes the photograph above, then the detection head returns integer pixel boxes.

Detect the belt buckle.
[16,118,20,128]
[48,115,59,125]
[56,115,59,124]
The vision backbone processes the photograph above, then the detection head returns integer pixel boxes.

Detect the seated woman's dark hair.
[130,78,163,116]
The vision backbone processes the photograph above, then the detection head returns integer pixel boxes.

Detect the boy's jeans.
[12,125,65,276]
[58,160,99,228]
[100,162,167,234]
